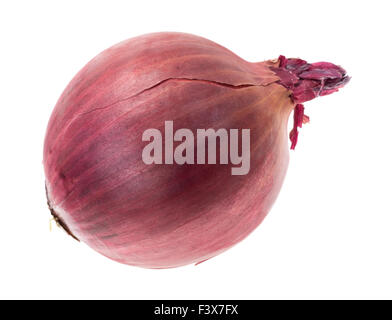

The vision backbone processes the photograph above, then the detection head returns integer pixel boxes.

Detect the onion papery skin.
[44,32,347,268]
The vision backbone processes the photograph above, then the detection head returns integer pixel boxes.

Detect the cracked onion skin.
[44,32,349,268]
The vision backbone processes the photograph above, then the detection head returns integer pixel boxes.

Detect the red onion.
[44,32,349,268]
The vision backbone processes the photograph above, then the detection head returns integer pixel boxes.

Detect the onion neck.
[269,55,350,149]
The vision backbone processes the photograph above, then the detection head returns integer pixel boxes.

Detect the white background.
[1,0,391,299]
